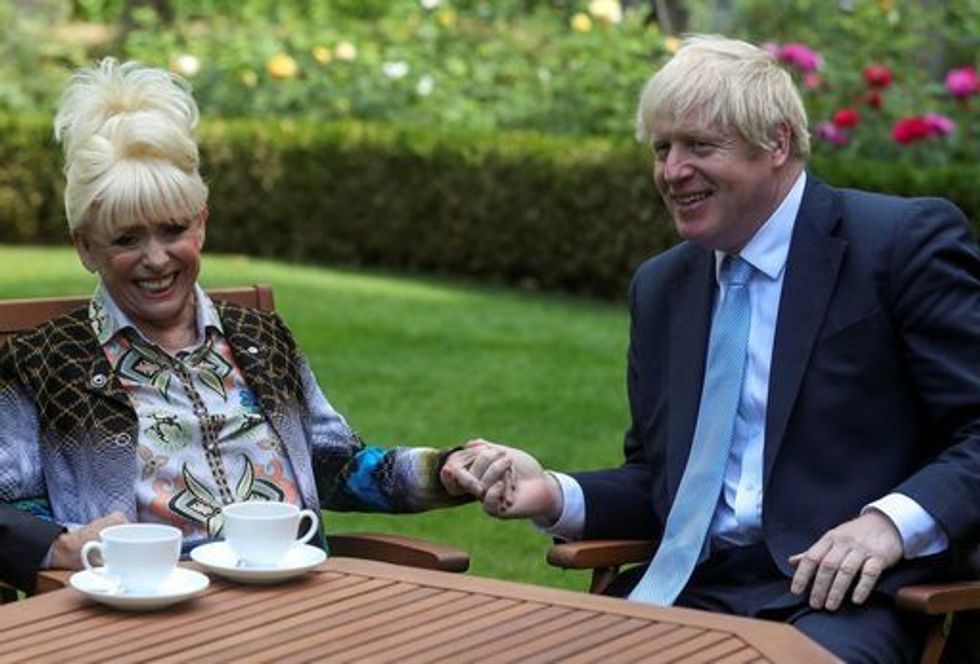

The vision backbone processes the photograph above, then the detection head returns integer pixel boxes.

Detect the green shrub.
[2,115,976,298]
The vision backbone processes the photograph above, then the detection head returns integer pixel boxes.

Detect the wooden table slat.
[225,589,486,663]
[522,617,651,663]
[405,604,571,663]
[0,558,836,663]
[451,606,602,660]
[642,630,738,663]
[593,625,707,662]
[562,621,679,664]
[205,586,447,663]
[327,597,522,662]
[376,600,547,663]
[716,649,772,664]
[63,576,392,663]
[675,637,754,664]
[147,580,419,663]
[483,612,628,663]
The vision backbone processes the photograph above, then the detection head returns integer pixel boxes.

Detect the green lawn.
[0,245,631,590]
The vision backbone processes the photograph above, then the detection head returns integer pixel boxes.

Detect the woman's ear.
[196,205,208,249]
[71,230,98,274]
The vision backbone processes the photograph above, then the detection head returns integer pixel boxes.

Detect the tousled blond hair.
[54,58,208,233]
[636,35,810,158]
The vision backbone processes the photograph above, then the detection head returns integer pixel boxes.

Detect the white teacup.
[222,501,319,567]
[80,523,182,594]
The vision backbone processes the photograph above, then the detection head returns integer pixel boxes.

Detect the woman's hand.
[441,440,563,522]
[48,512,128,569]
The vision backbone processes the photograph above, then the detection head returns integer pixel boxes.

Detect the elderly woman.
[0,58,473,591]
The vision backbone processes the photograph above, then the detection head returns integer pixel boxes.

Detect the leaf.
[182,463,217,504]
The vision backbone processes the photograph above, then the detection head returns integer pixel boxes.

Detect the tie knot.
[723,256,753,286]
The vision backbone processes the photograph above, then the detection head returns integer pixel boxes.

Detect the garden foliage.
[3,114,977,298]
[0,1,976,295]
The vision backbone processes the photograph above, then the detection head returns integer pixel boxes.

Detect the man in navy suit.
[444,35,980,662]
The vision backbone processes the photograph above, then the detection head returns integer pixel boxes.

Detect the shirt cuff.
[864,493,949,559]
[532,472,585,541]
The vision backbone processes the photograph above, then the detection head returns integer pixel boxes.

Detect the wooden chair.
[0,285,468,600]
[547,538,980,664]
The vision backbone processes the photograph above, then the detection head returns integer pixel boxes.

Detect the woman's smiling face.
[73,213,206,341]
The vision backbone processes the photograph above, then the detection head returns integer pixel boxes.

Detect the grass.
[0,244,630,590]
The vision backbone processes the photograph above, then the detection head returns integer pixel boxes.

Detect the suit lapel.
[667,247,716,497]
[764,178,847,485]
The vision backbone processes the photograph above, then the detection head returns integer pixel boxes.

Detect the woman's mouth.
[136,274,177,293]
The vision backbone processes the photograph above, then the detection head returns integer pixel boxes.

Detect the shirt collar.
[714,170,807,283]
[89,283,223,348]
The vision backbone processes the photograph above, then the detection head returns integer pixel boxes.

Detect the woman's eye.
[112,234,138,247]
[162,222,188,237]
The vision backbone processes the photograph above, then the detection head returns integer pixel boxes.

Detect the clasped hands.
[442,440,904,612]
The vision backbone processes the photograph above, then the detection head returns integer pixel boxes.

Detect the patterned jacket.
[0,301,462,533]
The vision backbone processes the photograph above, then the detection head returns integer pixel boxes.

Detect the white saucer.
[190,541,327,584]
[69,567,209,611]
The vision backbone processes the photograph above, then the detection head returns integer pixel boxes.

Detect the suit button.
[90,373,108,389]
[113,433,131,447]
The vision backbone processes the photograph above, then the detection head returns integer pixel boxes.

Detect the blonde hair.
[54,58,208,233]
[636,35,810,158]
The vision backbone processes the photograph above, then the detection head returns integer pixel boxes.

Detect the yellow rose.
[267,53,298,80]
[312,46,332,65]
[240,70,258,87]
[436,8,457,29]
[588,0,622,24]
[663,36,681,54]
[335,41,358,62]
[570,13,592,33]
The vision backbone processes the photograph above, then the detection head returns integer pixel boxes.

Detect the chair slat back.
[0,284,275,344]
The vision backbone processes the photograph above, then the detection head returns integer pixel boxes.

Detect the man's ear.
[71,230,98,274]
[770,123,792,167]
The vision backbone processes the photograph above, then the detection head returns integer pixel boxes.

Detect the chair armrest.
[327,532,469,573]
[895,581,980,615]
[547,539,655,570]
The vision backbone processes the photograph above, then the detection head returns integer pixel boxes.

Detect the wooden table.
[0,558,837,663]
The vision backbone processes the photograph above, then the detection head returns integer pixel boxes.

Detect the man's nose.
[660,149,692,182]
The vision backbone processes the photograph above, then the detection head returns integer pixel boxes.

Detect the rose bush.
[1,0,975,164]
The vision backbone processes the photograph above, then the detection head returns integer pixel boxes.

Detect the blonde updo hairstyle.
[54,58,208,235]
[636,35,810,159]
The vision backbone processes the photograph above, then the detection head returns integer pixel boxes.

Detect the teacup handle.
[80,540,104,572]
[296,509,319,545]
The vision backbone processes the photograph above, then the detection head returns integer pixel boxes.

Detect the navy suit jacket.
[574,176,980,592]
[0,505,62,592]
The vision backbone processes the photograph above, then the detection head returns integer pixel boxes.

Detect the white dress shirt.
[541,171,948,559]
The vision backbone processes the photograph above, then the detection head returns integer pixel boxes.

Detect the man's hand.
[441,440,562,522]
[788,510,903,611]
[48,512,128,570]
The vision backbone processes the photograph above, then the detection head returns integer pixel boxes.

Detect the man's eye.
[652,143,670,159]
[690,141,714,154]
[162,222,189,237]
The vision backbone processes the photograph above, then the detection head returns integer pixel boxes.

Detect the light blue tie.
[629,255,753,606]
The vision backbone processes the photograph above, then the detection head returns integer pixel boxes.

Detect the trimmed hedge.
[1,115,977,298]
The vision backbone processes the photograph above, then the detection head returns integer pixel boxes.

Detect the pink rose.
[945,67,978,99]
[815,121,849,146]
[923,113,955,136]
[776,43,823,73]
